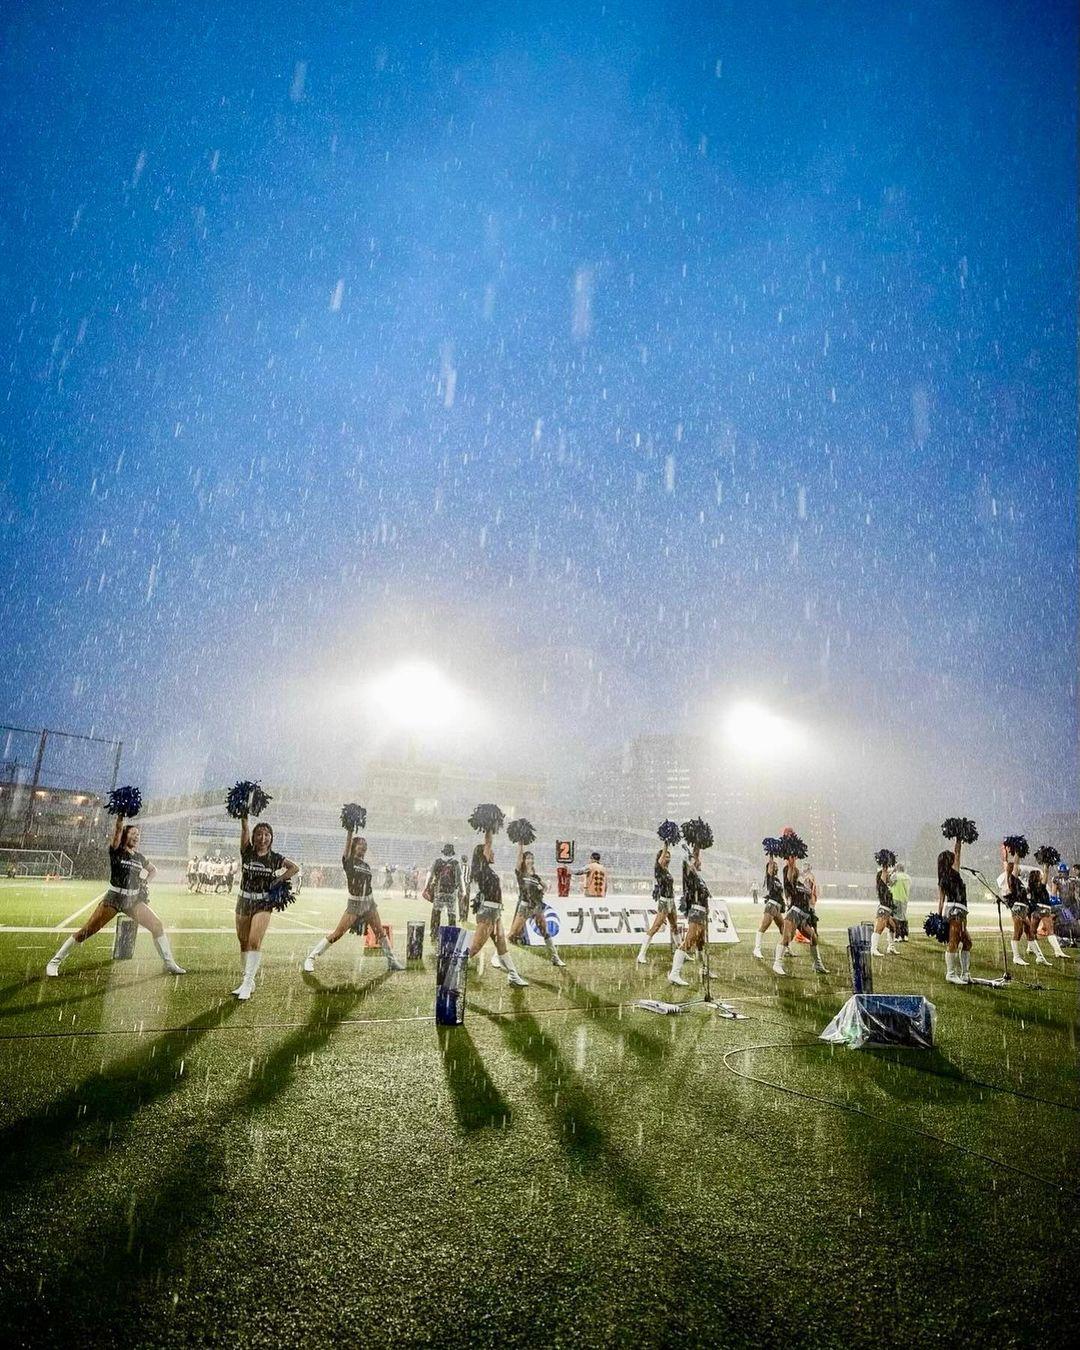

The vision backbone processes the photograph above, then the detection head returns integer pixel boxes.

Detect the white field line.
[53,898,103,931]
[0,924,1031,938]
[0,925,327,935]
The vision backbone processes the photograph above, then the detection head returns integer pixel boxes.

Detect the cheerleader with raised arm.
[305,804,404,974]
[667,818,713,987]
[771,829,829,976]
[506,819,565,968]
[1024,845,1063,962]
[936,818,975,984]
[999,835,1044,967]
[638,821,681,964]
[870,849,900,958]
[46,786,184,978]
[228,781,299,1000]
[466,805,528,987]
[753,843,787,960]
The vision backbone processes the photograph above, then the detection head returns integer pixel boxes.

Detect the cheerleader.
[232,810,299,1000]
[937,835,971,984]
[870,851,900,958]
[507,842,565,967]
[1000,837,1042,967]
[752,855,785,960]
[46,809,184,978]
[468,830,528,987]
[1023,864,1056,964]
[772,844,829,976]
[637,844,678,964]
[667,846,709,987]
[304,825,403,974]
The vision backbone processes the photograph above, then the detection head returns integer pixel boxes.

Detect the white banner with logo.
[522,893,739,947]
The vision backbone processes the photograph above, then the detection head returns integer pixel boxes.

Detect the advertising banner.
[522,894,739,947]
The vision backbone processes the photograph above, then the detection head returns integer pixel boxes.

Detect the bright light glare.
[363,661,468,734]
[723,701,806,760]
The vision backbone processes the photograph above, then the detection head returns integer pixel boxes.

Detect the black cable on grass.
[720,1040,1080,1196]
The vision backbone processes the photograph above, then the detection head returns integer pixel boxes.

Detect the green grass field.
[1,880,1077,1349]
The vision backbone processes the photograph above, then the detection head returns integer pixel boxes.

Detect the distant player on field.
[424,844,465,945]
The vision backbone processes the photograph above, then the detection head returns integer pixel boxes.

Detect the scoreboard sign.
[556,840,575,864]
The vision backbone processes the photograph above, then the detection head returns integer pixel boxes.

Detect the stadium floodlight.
[722,700,807,760]
[362,661,470,735]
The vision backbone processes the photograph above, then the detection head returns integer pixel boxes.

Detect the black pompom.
[226,780,272,820]
[762,836,785,858]
[468,803,505,835]
[107,785,142,818]
[874,848,897,868]
[262,879,295,911]
[1002,834,1029,860]
[1034,844,1060,869]
[924,913,950,944]
[340,803,367,832]
[507,818,536,846]
[658,820,681,846]
[681,818,714,850]
[942,817,979,844]
[779,829,808,860]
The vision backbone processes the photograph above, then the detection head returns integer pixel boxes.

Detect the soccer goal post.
[0,848,74,879]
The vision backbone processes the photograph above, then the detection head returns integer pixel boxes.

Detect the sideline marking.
[53,898,101,931]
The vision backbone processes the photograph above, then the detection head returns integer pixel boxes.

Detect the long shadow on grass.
[0,998,242,1204]
[475,1005,665,1224]
[560,972,669,1067]
[0,961,118,1011]
[7,970,392,1343]
[0,973,165,1022]
[472,1005,777,1347]
[437,1024,512,1131]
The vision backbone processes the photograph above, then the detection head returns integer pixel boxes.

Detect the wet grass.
[0,883,1076,1347]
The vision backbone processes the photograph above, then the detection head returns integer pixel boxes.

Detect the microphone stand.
[961,867,1044,991]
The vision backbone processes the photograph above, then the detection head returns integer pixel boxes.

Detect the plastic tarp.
[820,994,935,1050]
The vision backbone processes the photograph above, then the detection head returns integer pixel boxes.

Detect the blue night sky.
[0,1,1076,832]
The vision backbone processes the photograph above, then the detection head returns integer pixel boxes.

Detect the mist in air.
[0,1,1076,843]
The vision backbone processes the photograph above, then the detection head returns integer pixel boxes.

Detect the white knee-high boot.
[154,933,186,974]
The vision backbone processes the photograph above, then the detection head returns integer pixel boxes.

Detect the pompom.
[226,780,272,819]
[262,879,296,912]
[468,803,505,835]
[106,785,142,818]
[658,820,682,846]
[1034,844,1060,869]
[340,803,368,832]
[942,817,979,844]
[507,818,536,846]
[762,837,785,858]
[923,913,950,944]
[1002,834,1029,860]
[779,829,808,860]
[681,817,714,851]
[874,848,897,869]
